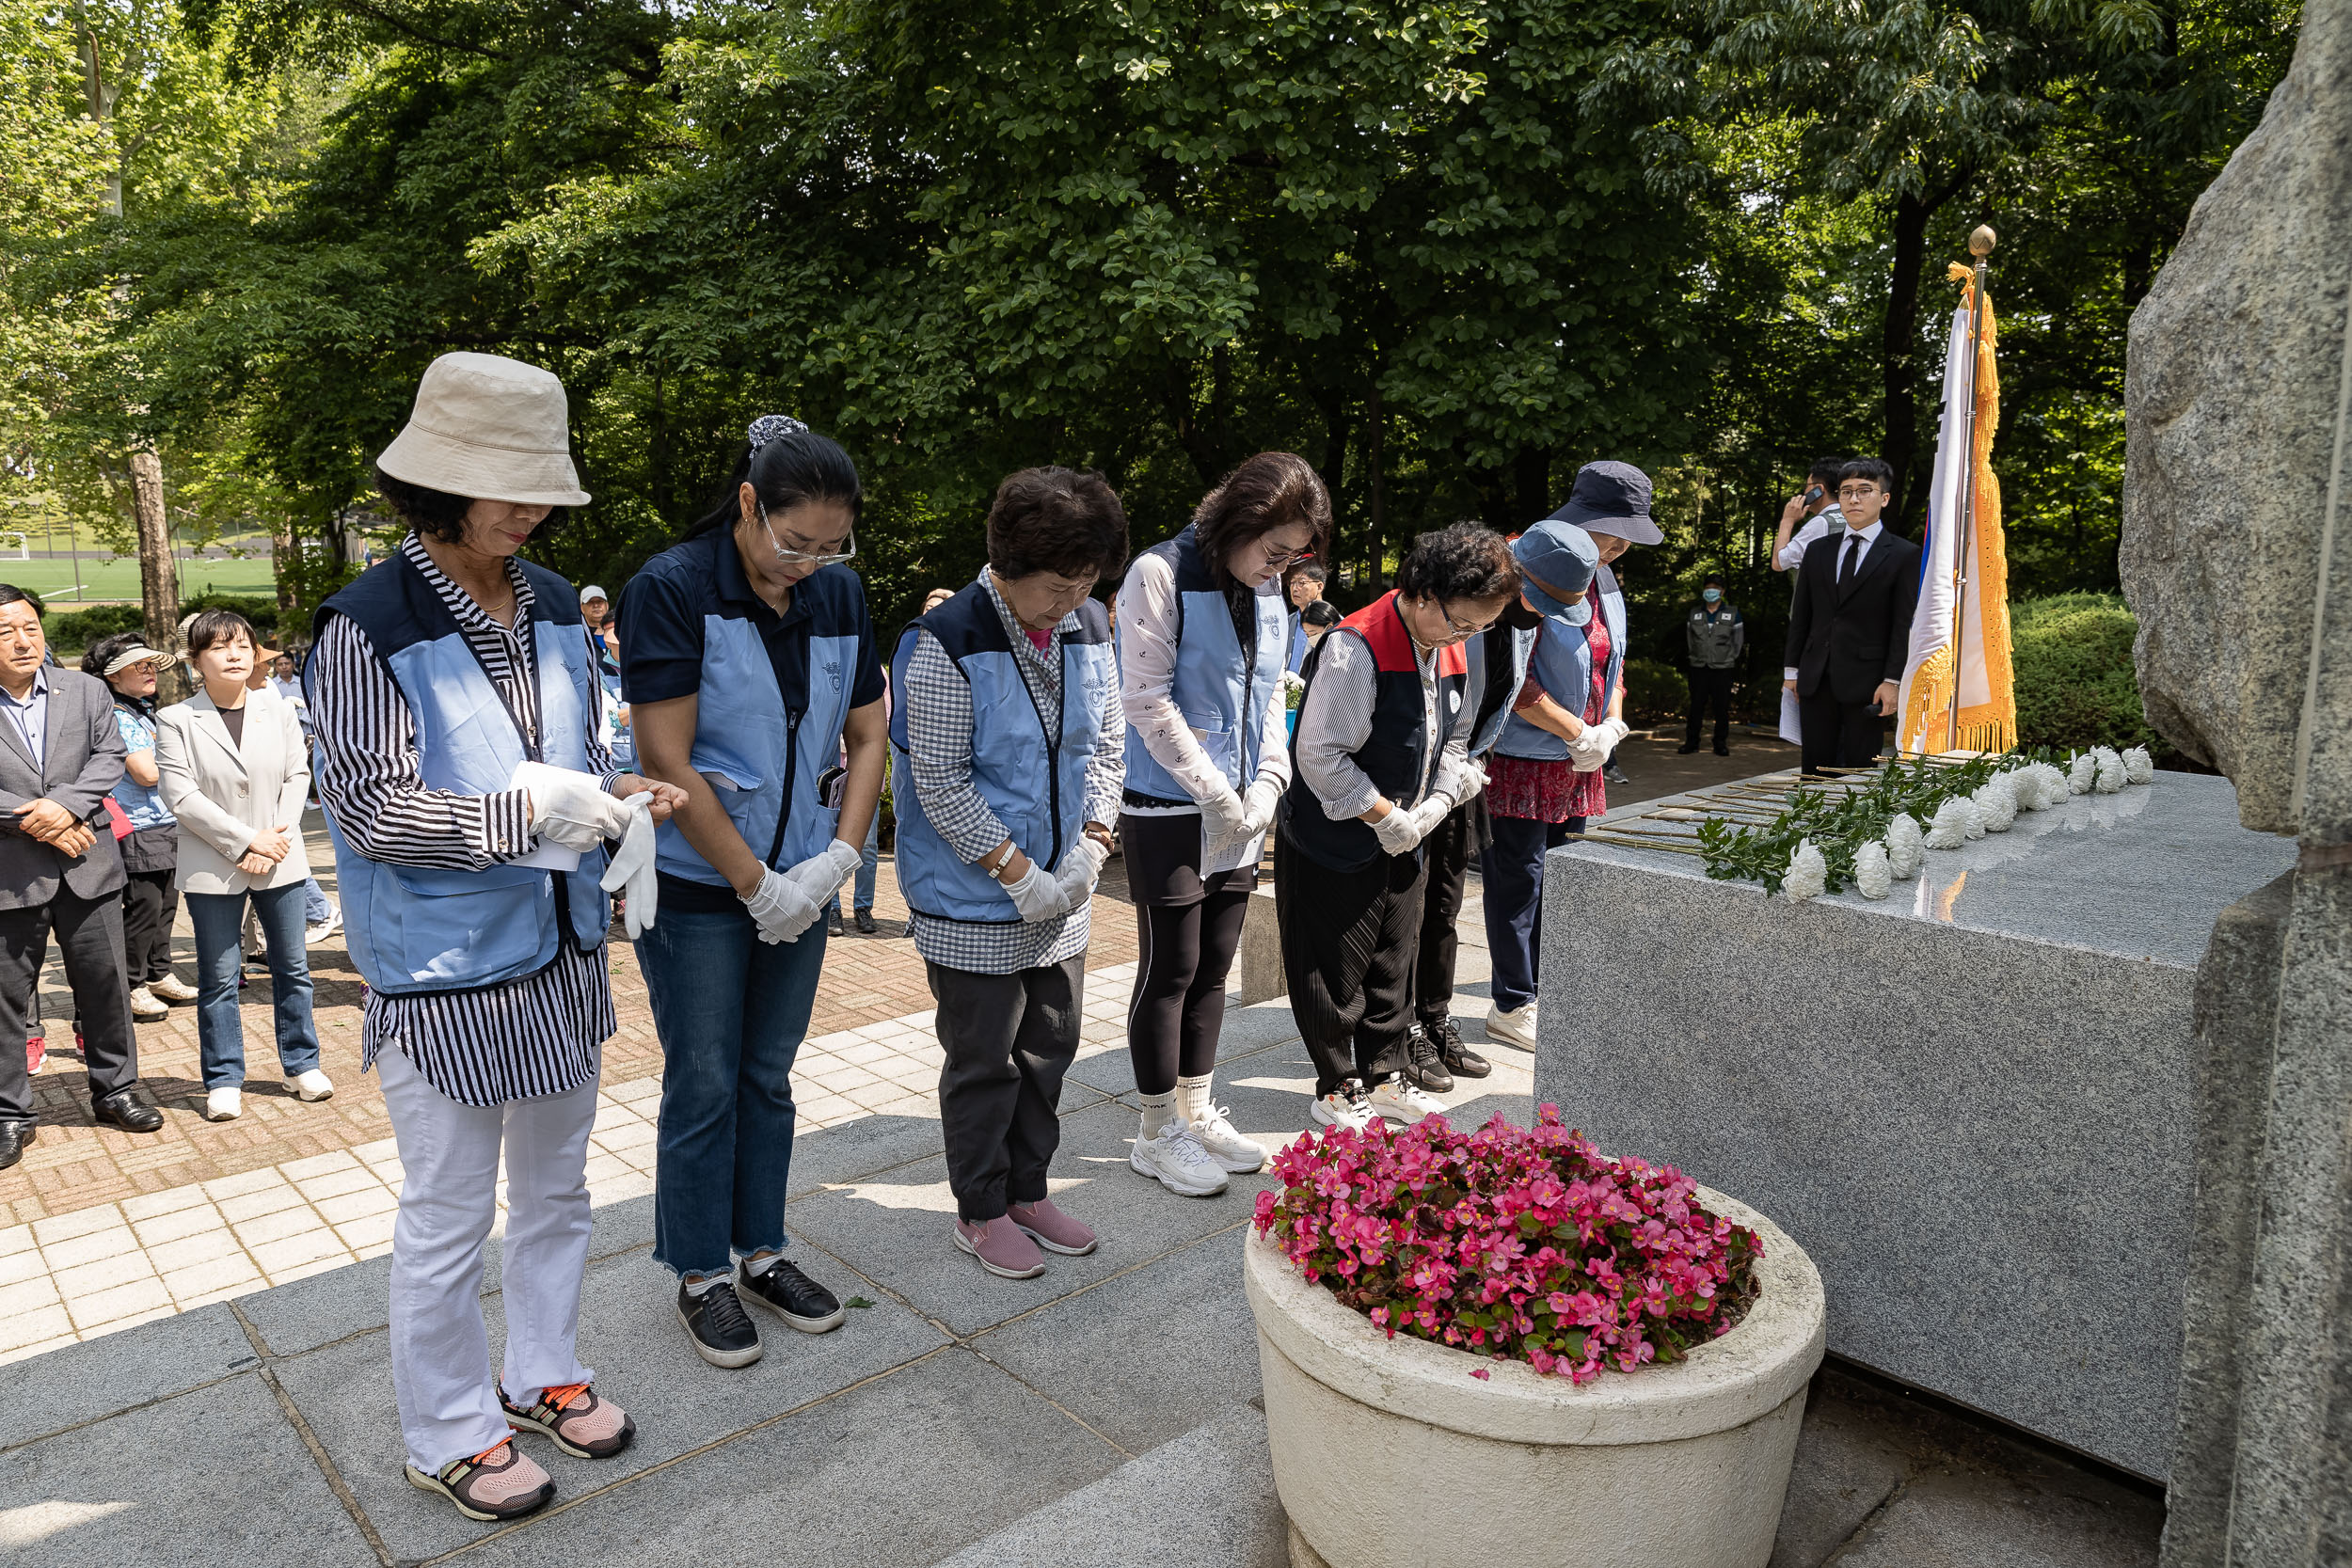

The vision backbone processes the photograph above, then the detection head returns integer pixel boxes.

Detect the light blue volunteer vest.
[890,584,1116,923]
[641,566,866,889]
[1493,574,1627,762]
[311,553,610,996]
[1120,525,1289,804]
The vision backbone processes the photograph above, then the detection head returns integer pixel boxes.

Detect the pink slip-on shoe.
[1009,1197,1097,1257]
[954,1215,1045,1279]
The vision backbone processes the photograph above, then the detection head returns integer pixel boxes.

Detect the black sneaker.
[1426,1016,1491,1080]
[738,1256,846,1334]
[827,910,845,937]
[852,909,878,934]
[676,1279,763,1369]
[1677,742,1700,754]
[1403,1025,1454,1094]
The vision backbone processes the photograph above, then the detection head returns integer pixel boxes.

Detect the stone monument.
[2120,0,2352,1561]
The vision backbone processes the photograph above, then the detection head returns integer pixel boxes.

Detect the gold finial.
[1969,225,1997,258]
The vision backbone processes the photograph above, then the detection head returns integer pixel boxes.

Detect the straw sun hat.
[374,352,592,508]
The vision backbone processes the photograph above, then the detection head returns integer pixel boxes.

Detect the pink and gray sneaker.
[1008,1197,1097,1257]
[405,1438,554,1522]
[954,1215,1045,1279]
[501,1381,636,1460]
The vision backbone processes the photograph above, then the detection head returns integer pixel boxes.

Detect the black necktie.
[1840,534,1864,585]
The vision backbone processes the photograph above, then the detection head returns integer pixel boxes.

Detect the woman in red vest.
[1275,524,1519,1131]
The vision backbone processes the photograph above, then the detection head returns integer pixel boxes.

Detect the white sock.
[682,1272,728,1297]
[1174,1073,1215,1127]
[1138,1089,1178,1140]
[742,1252,780,1278]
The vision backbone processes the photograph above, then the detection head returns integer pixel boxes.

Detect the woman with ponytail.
[618,415,886,1370]
[1112,452,1326,1196]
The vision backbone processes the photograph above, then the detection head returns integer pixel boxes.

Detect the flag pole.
[1945,224,1996,754]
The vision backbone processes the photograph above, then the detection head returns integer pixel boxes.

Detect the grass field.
[3,553,278,604]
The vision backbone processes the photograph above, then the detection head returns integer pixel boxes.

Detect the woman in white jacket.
[155,609,326,1123]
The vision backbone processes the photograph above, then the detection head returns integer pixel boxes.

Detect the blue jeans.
[187,883,320,1090]
[303,878,332,926]
[827,814,882,917]
[1478,815,1583,1015]
[640,903,829,1278]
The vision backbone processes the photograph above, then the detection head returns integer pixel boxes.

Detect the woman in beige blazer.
[155,610,326,1122]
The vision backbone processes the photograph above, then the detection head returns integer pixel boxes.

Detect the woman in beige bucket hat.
[307,352,687,1521]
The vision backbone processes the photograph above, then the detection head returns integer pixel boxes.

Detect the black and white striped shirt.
[310,534,619,1107]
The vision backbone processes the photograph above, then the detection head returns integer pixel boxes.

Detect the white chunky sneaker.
[1186,1101,1267,1174]
[148,973,198,1003]
[1486,1001,1537,1051]
[1309,1083,1375,1132]
[128,986,168,1022]
[293,1069,336,1102]
[204,1087,242,1122]
[1368,1076,1445,1125]
[1129,1120,1229,1197]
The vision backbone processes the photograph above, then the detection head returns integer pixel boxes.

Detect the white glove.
[1596,717,1631,759]
[1566,725,1609,773]
[1055,835,1110,908]
[1199,784,1247,845]
[597,792,659,939]
[1406,793,1454,840]
[782,839,863,912]
[1234,776,1283,840]
[1454,759,1487,804]
[1004,860,1073,924]
[741,867,822,944]
[512,761,634,851]
[1370,805,1424,857]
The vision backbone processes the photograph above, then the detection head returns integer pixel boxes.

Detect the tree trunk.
[1882,189,1931,531]
[1364,387,1385,591]
[130,447,176,650]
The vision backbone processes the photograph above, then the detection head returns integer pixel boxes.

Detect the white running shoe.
[1186,1101,1267,1174]
[128,986,168,1022]
[1486,1001,1538,1051]
[1368,1076,1445,1125]
[293,1069,335,1102]
[1129,1120,1229,1197]
[204,1087,242,1122]
[306,906,343,945]
[1309,1084,1375,1132]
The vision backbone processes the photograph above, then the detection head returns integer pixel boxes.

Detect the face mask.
[1702,588,1721,604]
[1497,597,1543,632]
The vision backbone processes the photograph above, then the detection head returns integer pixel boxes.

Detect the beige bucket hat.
[375,352,592,507]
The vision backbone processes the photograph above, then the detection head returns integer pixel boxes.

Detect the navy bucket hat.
[1545,460,1661,546]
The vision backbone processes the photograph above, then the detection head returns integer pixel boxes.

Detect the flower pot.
[1243,1183,1825,1568]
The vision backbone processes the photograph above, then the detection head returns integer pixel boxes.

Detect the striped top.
[310,534,620,1107]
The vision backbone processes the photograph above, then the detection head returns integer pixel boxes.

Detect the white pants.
[380,1043,600,1473]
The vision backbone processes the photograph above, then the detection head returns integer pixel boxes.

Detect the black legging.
[1126,889,1254,1096]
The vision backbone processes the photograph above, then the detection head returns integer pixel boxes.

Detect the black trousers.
[1799,691,1887,774]
[0,890,137,1120]
[1274,832,1424,1099]
[1411,800,1478,1026]
[1685,668,1735,750]
[1128,894,1252,1095]
[926,957,1084,1224]
[121,867,178,987]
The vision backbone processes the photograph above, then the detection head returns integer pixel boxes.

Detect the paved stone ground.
[0,731,2169,1565]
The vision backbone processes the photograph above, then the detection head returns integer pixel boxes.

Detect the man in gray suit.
[0,584,158,1169]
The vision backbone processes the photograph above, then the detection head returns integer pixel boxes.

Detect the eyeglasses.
[1427,602,1488,643]
[1262,540,1315,570]
[761,514,859,568]
[1835,486,1883,502]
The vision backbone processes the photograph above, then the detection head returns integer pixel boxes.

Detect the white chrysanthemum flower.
[1973,775,2018,832]
[1927,796,1974,849]
[2122,746,2154,785]
[1782,838,1827,902]
[2068,752,2096,794]
[2026,761,2070,809]
[1885,813,1925,878]
[1853,840,1892,899]
[2007,767,2044,811]
[2092,745,2125,794]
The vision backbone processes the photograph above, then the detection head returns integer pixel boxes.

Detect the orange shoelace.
[457,1438,513,1474]
[539,1382,589,1414]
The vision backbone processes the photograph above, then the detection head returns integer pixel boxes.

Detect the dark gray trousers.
[925,957,1085,1224]
[0,890,137,1120]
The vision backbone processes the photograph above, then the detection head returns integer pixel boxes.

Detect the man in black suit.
[1783,459,1921,776]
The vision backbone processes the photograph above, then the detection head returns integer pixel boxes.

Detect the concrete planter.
[1243,1185,1825,1568]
